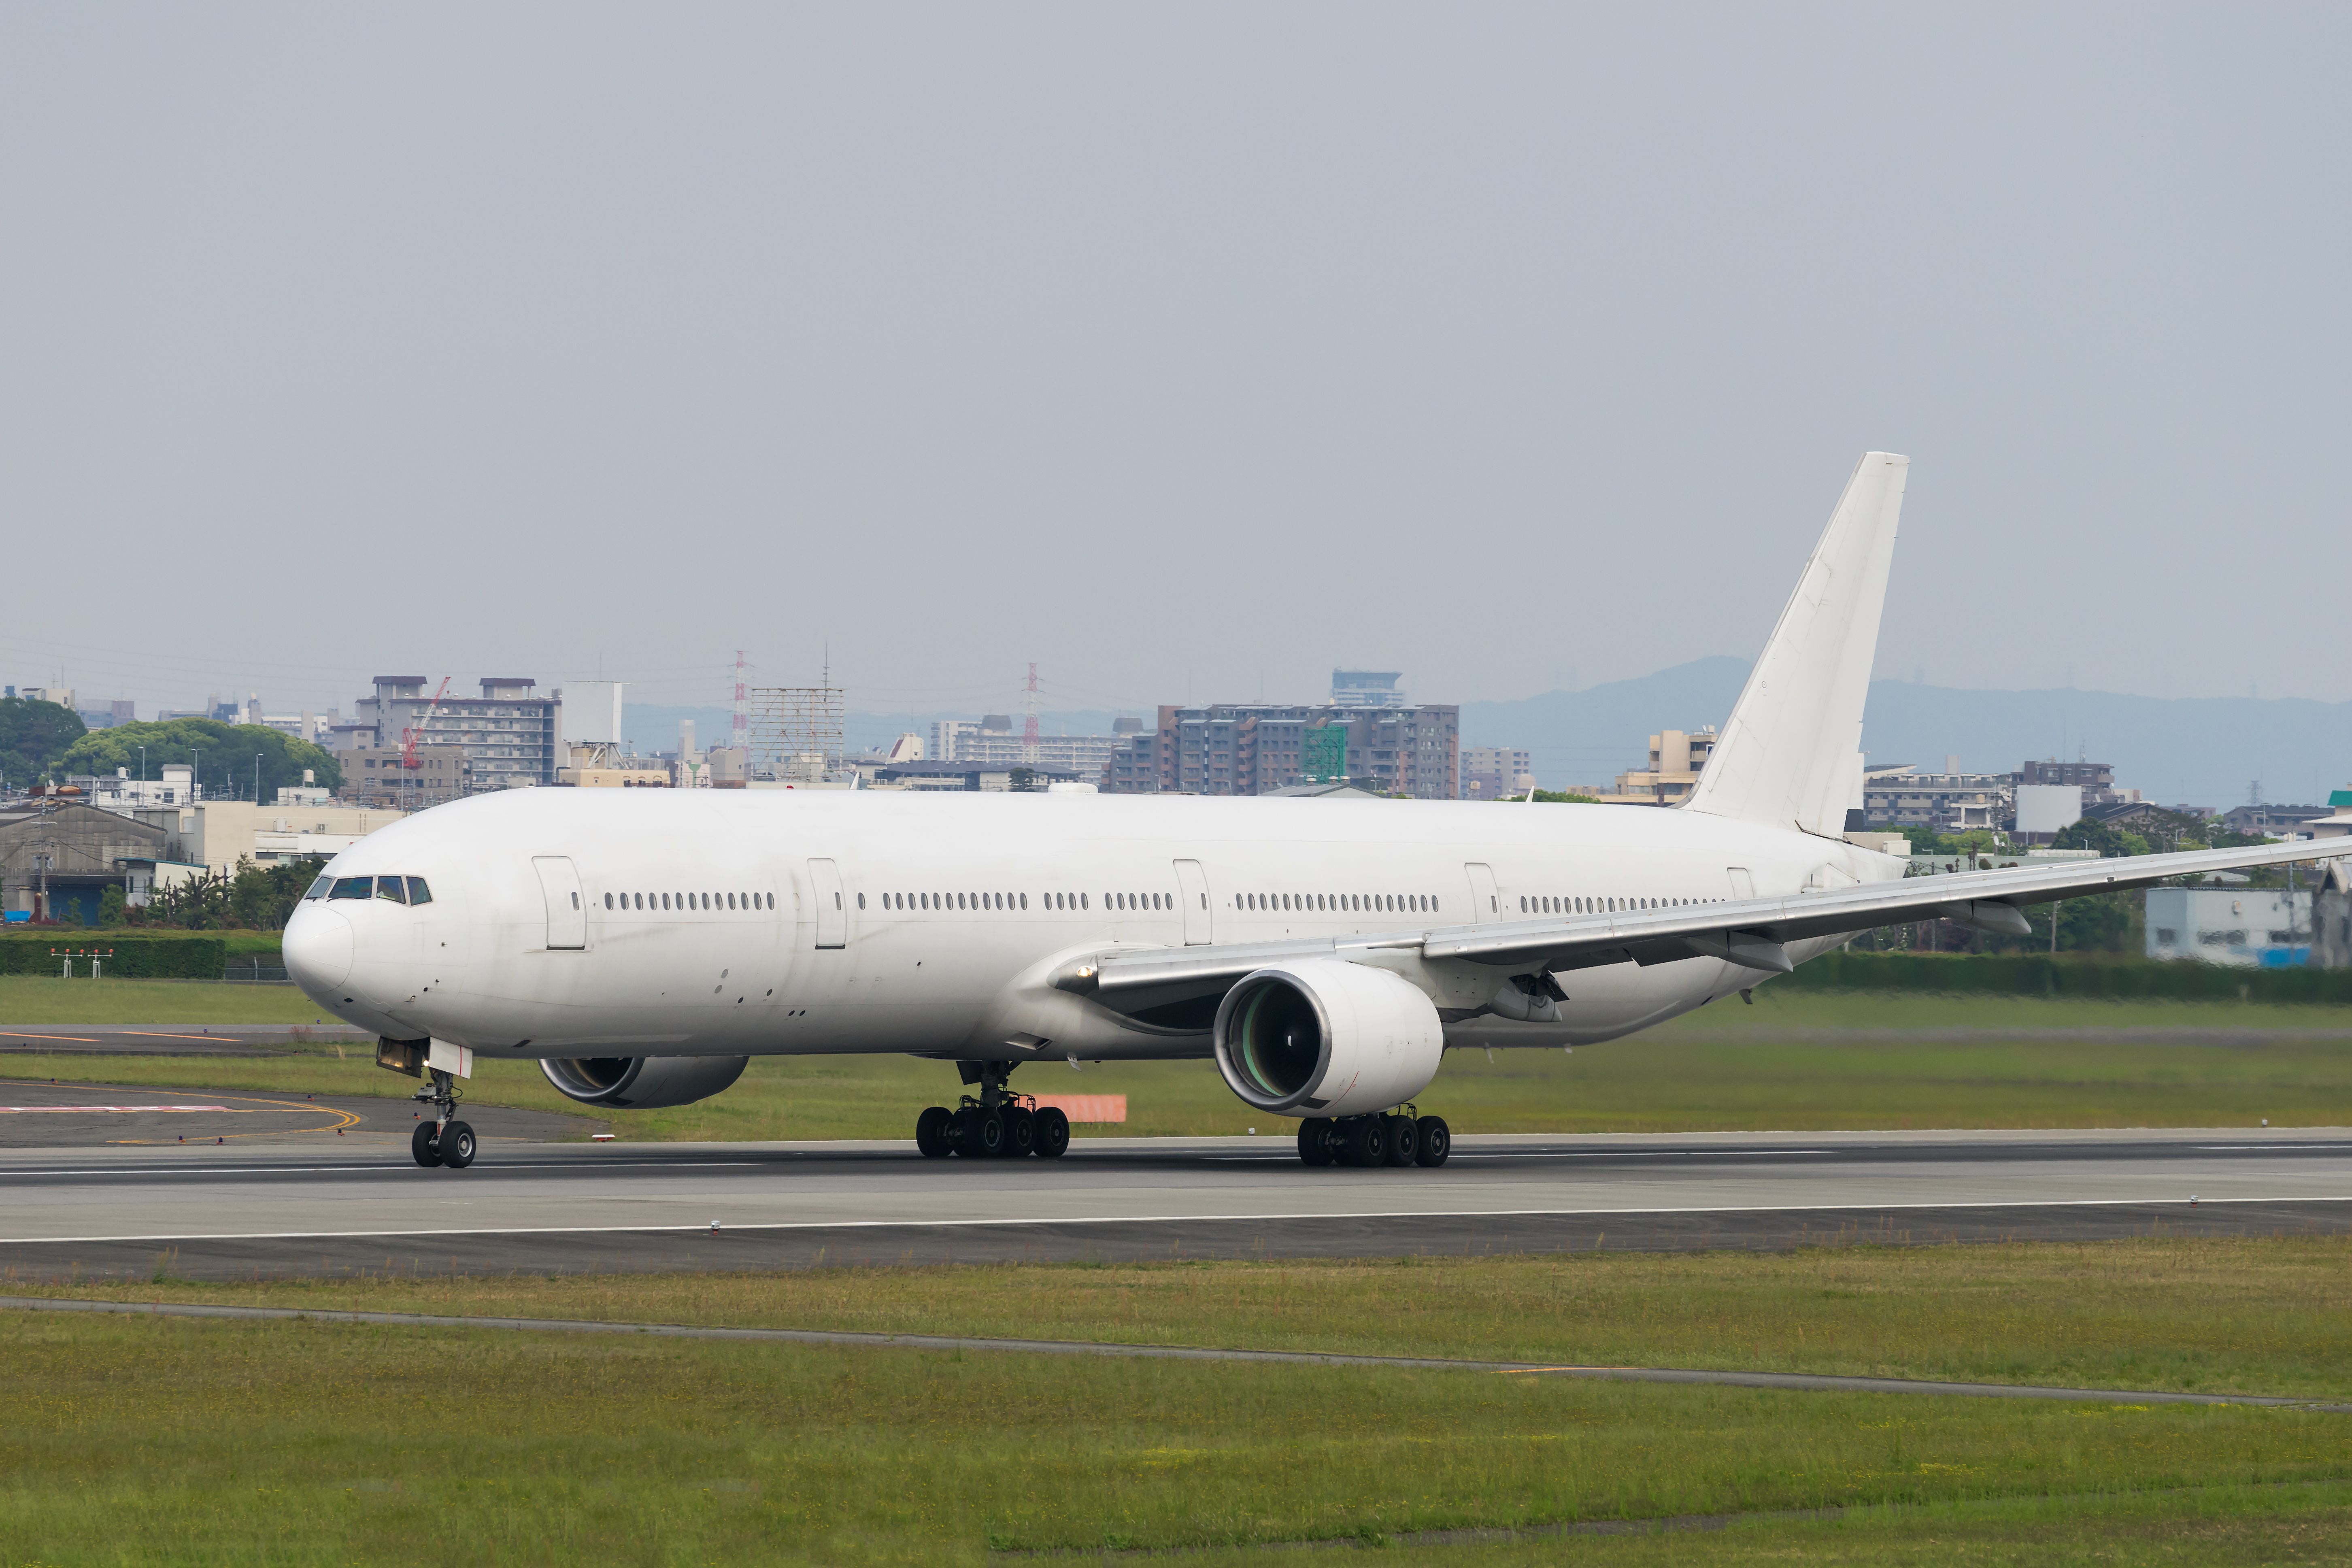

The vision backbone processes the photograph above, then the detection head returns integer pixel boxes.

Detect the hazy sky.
[5,5,2346,723]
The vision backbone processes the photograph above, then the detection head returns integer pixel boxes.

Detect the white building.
[66,764,202,813]
[2146,887,2313,968]
[1460,746,1536,799]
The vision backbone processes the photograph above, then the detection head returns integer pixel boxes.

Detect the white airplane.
[284,453,2352,1172]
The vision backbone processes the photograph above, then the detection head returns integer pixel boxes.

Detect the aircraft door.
[808,858,847,949]
[1726,867,1755,901]
[533,857,587,951]
[1173,860,1212,945]
[1463,862,1501,924]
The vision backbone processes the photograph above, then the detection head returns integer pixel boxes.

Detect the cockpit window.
[406,877,433,905]
[376,875,408,904]
[330,877,373,900]
[304,876,331,900]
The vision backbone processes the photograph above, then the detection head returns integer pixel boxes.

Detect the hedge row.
[1784,950,2352,1003]
[0,936,229,978]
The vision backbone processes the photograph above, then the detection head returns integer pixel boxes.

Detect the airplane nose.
[284,907,354,995]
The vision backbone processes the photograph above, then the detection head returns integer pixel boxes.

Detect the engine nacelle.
[1213,959,1444,1119]
[540,1055,749,1109]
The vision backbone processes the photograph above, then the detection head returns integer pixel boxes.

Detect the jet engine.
[540,1055,750,1109]
[1212,959,1444,1119]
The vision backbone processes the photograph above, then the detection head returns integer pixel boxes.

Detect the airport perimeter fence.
[0,936,230,979]
[1787,950,2352,1002]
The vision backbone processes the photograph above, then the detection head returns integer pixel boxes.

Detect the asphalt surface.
[1,1125,2347,1281]
[0,1077,600,1148]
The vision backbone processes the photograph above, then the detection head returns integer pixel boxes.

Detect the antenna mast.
[1022,663,1040,765]
[732,651,749,754]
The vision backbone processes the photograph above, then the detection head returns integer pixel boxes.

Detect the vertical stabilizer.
[1684,452,1907,838]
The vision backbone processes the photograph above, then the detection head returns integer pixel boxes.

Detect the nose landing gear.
[914,1060,1070,1160]
[1296,1108,1449,1169]
[409,1066,476,1170]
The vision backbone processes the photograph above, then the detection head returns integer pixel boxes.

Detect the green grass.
[3,1304,2346,1564]
[6,988,2350,1138]
[0,974,332,1025]
[22,1237,2352,1401]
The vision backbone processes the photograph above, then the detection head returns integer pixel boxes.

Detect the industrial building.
[341,676,560,791]
[929,715,1139,778]
[0,800,169,923]
[2146,887,2313,968]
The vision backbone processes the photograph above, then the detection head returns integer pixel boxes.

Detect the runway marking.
[0,1106,233,1114]
[0,1160,769,1179]
[4,1192,2348,1247]
[1,1296,2342,1411]
[4,1035,101,1043]
[116,1031,240,1042]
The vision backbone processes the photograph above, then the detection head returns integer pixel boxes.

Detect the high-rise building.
[1331,670,1402,708]
[347,677,560,791]
[1461,747,1536,799]
[1104,701,1459,799]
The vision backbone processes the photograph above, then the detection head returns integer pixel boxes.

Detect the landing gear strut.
[1297,1108,1449,1170]
[914,1060,1069,1160]
[410,1066,476,1170]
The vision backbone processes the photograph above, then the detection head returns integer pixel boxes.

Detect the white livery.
[285,454,2352,1170]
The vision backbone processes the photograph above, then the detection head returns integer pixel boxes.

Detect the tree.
[1497,790,1600,804]
[2052,817,2152,858]
[140,856,324,930]
[0,696,87,789]
[57,719,342,799]
[98,885,126,925]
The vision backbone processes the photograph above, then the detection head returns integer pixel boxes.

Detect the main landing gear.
[915,1060,1070,1160]
[410,1066,476,1170]
[1295,1108,1450,1169]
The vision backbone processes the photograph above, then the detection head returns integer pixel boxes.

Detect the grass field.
[5,986,2350,1138]
[21,1236,2352,1400]
[6,1240,2350,1563]
[0,974,334,1025]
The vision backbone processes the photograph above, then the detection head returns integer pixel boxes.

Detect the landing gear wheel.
[1382,1114,1418,1167]
[438,1121,476,1169]
[1032,1106,1070,1159]
[1338,1116,1387,1168]
[410,1120,442,1168]
[1296,1118,1336,1167]
[1414,1115,1451,1168]
[1001,1106,1036,1158]
[956,1107,1007,1158]
[914,1105,953,1159]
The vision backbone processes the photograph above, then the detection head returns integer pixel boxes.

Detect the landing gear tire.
[1032,1106,1070,1159]
[1382,1114,1418,1167]
[1296,1118,1336,1167]
[1338,1115,1387,1168]
[410,1119,442,1168]
[914,1105,953,1159]
[955,1107,1007,1158]
[1414,1115,1451,1168]
[439,1121,477,1169]
[1001,1105,1036,1158]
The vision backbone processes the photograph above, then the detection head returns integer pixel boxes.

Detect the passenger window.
[376,876,407,904]
[1019,893,1027,909]
[330,876,372,900]
[1080,894,1088,909]
[857,893,866,909]
[605,893,615,910]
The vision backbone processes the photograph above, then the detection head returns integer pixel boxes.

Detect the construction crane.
[400,677,453,808]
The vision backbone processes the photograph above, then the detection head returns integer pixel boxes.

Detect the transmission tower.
[732,651,750,755]
[1022,663,1041,765]
[750,676,844,783]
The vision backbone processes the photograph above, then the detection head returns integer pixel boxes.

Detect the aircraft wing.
[1064,835,2352,1011]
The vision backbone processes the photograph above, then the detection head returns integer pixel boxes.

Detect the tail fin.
[1684,451,1908,838]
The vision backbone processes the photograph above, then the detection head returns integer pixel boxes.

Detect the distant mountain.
[1461,660,2352,808]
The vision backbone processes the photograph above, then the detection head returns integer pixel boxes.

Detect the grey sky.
[5,5,2346,722]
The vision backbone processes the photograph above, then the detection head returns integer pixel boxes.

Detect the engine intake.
[540,1055,749,1109]
[1213,959,1443,1119]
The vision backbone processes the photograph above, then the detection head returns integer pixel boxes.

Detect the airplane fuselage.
[284,787,1904,1069]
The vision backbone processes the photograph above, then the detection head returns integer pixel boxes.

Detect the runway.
[2,1125,2348,1281]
